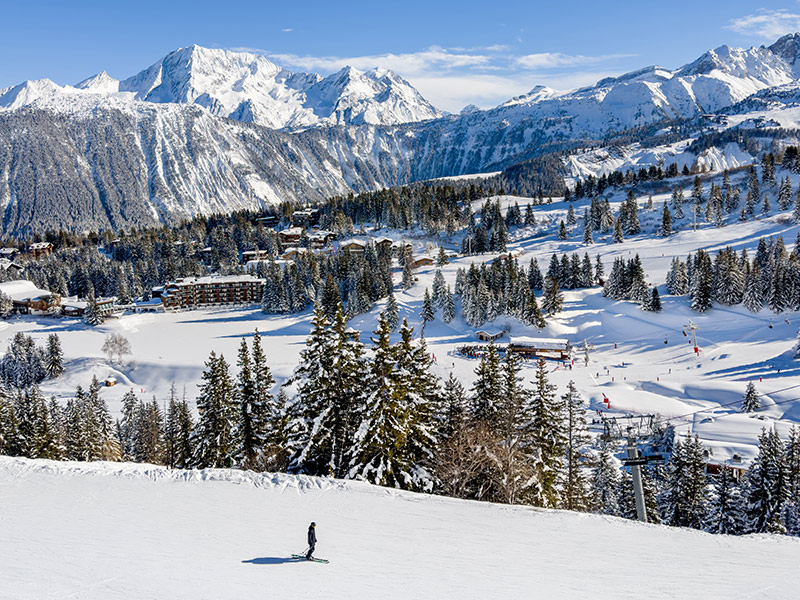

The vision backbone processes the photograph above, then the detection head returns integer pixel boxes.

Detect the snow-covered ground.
[2,456,798,600]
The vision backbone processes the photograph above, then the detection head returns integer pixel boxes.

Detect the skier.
[306,522,317,560]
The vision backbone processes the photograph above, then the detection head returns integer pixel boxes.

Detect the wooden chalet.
[0,280,60,314]
[28,242,54,259]
[339,239,368,256]
[412,256,435,268]
[307,230,335,249]
[241,249,270,263]
[291,209,319,228]
[278,227,304,248]
[476,328,505,342]
[507,336,570,360]
[255,215,280,227]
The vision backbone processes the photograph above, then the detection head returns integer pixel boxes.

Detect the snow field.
[2,456,799,600]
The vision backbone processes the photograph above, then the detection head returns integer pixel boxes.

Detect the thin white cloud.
[267,46,491,76]
[281,28,294,33]
[516,52,635,69]
[726,9,800,39]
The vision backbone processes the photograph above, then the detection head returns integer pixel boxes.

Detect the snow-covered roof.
[278,227,303,236]
[339,238,368,247]
[176,275,265,286]
[0,280,54,302]
[476,328,504,336]
[508,337,569,349]
[29,242,53,250]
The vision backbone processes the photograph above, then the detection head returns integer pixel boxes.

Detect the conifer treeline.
[666,234,800,313]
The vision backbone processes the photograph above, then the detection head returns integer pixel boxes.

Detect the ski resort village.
[6,6,800,599]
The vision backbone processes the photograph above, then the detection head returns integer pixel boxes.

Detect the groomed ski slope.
[1,457,798,600]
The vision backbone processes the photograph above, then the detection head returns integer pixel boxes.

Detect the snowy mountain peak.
[768,32,800,76]
[109,45,440,128]
[75,71,120,93]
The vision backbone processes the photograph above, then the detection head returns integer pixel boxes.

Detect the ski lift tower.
[600,414,663,523]
[685,319,700,355]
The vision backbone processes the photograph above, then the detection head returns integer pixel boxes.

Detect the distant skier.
[306,522,317,560]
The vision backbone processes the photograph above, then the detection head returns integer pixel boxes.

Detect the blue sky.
[4,1,800,111]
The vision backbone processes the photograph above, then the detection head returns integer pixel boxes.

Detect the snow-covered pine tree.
[705,466,746,535]
[530,358,565,508]
[385,288,400,330]
[779,176,793,210]
[421,288,435,329]
[592,443,620,515]
[661,436,707,529]
[442,286,455,324]
[561,380,591,511]
[612,217,624,243]
[558,220,568,240]
[660,203,672,237]
[236,336,272,468]
[541,277,563,316]
[583,222,593,245]
[44,333,64,379]
[745,427,790,533]
[191,351,238,468]
[743,261,764,312]
[292,303,368,478]
[471,343,503,427]
[164,390,194,469]
[691,253,713,312]
[84,292,105,326]
[0,292,12,318]
[643,287,662,312]
[432,270,447,308]
[492,349,537,504]
[742,381,761,412]
[402,246,414,289]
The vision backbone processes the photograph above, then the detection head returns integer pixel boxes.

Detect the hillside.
[2,456,797,600]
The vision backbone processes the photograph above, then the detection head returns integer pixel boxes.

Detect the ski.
[291,554,329,564]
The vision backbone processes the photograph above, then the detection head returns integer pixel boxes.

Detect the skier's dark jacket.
[308,525,317,546]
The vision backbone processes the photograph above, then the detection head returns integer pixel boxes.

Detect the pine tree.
[582,222,593,245]
[421,288,435,328]
[402,247,414,289]
[592,443,620,515]
[385,288,400,330]
[353,318,438,490]
[432,270,447,307]
[530,359,565,507]
[471,344,503,426]
[612,217,624,243]
[561,381,591,511]
[493,350,537,504]
[236,335,273,468]
[542,277,563,316]
[292,303,367,478]
[742,381,761,412]
[165,391,194,469]
[643,287,662,312]
[705,467,746,534]
[44,333,64,379]
[558,220,568,240]
[743,262,764,312]
[191,352,238,468]
[660,204,672,237]
[442,286,455,324]
[84,292,105,326]
[745,427,790,533]
[662,436,708,529]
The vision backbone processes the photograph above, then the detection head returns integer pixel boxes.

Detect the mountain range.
[3,35,800,234]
